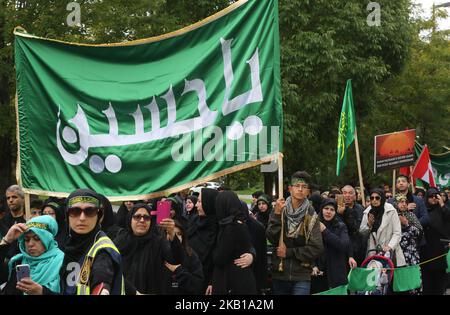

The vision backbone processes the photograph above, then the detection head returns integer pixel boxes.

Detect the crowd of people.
[0,171,449,295]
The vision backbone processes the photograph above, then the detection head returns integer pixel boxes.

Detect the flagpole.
[354,128,366,208]
[392,169,396,196]
[410,166,416,193]
[277,152,284,272]
[24,193,30,221]
[278,152,284,200]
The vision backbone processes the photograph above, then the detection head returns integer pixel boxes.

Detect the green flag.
[347,268,377,292]
[336,79,356,176]
[393,265,421,292]
[315,285,348,295]
[446,250,450,273]
[14,0,282,200]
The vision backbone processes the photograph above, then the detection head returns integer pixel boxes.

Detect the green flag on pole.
[446,250,450,273]
[336,79,356,176]
[14,0,282,200]
[393,265,422,292]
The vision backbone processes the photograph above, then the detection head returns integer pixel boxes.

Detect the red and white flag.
[411,145,436,187]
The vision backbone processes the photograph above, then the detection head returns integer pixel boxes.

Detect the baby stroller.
[359,245,395,295]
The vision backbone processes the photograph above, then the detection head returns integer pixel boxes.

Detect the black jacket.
[167,249,204,295]
[316,221,351,288]
[212,222,257,295]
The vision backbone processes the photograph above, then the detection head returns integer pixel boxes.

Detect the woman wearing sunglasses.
[420,188,450,295]
[60,189,124,295]
[359,188,406,267]
[114,203,184,295]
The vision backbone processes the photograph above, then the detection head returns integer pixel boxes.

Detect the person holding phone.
[0,215,64,295]
[114,203,184,294]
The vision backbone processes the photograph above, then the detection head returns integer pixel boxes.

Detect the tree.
[278,0,414,190]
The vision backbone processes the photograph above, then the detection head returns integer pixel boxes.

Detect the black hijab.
[42,197,68,247]
[186,195,198,215]
[425,188,450,238]
[114,203,166,294]
[201,188,219,216]
[215,191,246,226]
[63,189,104,264]
[256,194,272,228]
[369,188,385,233]
[319,198,340,228]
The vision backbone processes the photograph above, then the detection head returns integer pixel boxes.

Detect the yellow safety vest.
[76,236,125,295]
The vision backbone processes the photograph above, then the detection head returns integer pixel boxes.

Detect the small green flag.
[336,79,356,176]
[315,285,348,295]
[446,250,450,273]
[393,265,421,292]
[347,268,377,292]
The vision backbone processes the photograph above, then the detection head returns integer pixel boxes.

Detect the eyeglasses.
[370,196,381,201]
[67,207,99,218]
[132,214,151,222]
[429,195,438,199]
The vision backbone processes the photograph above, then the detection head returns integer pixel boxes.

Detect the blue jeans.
[272,279,311,295]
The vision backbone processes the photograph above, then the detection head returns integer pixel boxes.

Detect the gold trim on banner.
[20,152,280,202]
[15,92,22,186]
[13,0,249,47]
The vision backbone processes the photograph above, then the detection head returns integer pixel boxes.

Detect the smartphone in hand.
[156,200,171,224]
[16,264,30,282]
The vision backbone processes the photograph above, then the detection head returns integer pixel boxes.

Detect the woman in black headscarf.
[359,188,405,267]
[113,203,183,295]
[164,219,204,295]
[183,195,199,228]
[212,190,256,295]
[186,188,219,294]
[255,194,272,229]
[115,201,135,229]
[239,200,267,294]
[311,199,350,293]
[420,188,450,295]
[98,194,120,240]
[41,197,68,248]
[60,189,124,295]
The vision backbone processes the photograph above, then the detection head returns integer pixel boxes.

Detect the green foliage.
[0,0,448,194]
[279,0,414,190]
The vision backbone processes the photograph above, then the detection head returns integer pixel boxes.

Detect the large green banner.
[15,0,282,200]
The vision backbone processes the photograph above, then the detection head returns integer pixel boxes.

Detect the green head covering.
[257,194,272,208]
[8,215,65,293]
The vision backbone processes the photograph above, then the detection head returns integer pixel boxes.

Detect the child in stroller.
[360,245,395,295]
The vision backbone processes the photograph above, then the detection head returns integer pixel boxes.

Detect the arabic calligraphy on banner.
[15,0,282,200]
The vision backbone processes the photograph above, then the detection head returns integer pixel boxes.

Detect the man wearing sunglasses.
[60,189,124,295]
